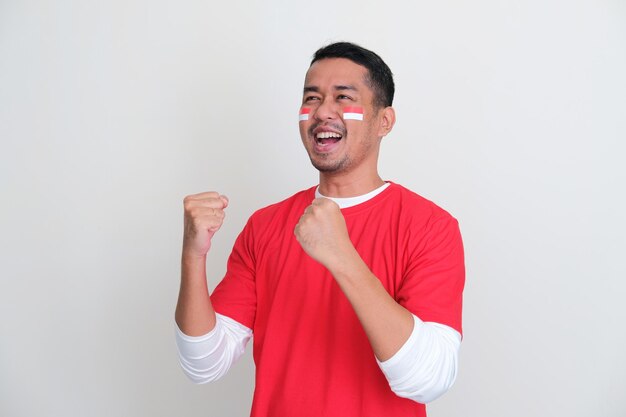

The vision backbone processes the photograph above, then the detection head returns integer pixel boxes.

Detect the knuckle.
[189,207,203,218]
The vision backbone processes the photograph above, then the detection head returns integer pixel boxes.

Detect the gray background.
[1,1,625,416]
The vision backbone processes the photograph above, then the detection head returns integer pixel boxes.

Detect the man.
[175,42,465,417]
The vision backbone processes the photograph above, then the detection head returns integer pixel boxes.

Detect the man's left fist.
[294,198,353,269]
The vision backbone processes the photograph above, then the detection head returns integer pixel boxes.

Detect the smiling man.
[175,42,465,417]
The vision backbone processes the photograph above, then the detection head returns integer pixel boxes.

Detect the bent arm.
[295,197,415,360]
[295,197,464,403]
[175,191,229,336]
[328,249,415,360]
[328,251,460,403]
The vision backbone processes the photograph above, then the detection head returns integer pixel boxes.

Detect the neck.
[318,171,384,198]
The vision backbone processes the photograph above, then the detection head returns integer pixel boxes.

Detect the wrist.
[182,243,208,261]
[325,245,364,278]
[180,251,208,286]
[181,249,207,263]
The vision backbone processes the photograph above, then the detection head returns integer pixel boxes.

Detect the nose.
[313,97,339,121]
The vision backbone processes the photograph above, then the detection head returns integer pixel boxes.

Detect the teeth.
[316,132,342,139]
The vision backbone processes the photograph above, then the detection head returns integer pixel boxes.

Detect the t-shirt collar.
[315,182,391,209]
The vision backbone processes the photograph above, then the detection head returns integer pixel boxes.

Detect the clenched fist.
[294,198,355,269]
[182,191,229,258]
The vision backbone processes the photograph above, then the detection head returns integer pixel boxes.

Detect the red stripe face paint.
[299,107,311,121]
[342,106,364,121]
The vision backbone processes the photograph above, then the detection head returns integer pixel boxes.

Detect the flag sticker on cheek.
[299,108,311,121]
[343,106,364,121]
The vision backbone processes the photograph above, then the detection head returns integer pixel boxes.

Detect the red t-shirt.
[211,182,465,417]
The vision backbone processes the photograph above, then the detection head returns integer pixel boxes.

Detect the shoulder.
[385,182,457,224]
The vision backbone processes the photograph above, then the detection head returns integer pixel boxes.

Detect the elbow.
[177,344,236,384]
[177,342,238,384]
[178,360,227,384]
[381,318,461,404]
[174,314,252,385]
[181,370,214,385]
[390,364,458,404]
[390,343,459,404]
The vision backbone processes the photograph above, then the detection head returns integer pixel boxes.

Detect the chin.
[310,157,349,173]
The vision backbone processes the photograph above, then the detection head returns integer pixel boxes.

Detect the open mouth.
[315,131,343,146]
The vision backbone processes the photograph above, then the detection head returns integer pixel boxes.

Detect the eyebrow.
[303,85,359,94]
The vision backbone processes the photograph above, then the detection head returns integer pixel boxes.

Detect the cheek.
[358,120,377,137]
[299,123,309,140]
[345,123,363,139]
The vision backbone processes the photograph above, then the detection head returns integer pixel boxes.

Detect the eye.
[304,96,320,102]
[338,94,353,101]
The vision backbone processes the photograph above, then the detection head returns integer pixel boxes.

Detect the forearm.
[330,249,460,402]
[328,247,414,361]
[175,252,217,336]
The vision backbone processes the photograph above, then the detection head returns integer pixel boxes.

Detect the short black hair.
[310,42,395,108]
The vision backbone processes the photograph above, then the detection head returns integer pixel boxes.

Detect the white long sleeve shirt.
[176,313,460,403]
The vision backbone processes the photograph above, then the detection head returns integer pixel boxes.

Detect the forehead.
[304,58,370,90]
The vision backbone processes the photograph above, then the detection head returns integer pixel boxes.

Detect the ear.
[377,106,396,137]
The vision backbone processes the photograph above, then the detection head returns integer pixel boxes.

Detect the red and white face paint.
[299,108,311,121]
[342,106,364,121]
[298,106,364,122]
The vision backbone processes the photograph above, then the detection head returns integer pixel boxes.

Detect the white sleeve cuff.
[175,313,252,384]
[377,314,461,404]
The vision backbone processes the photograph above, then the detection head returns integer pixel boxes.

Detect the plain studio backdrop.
[1,1,625,416]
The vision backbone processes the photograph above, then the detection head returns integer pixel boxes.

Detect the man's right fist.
[182,192,229,258]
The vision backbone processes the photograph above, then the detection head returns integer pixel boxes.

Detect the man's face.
[299,58,386,175]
